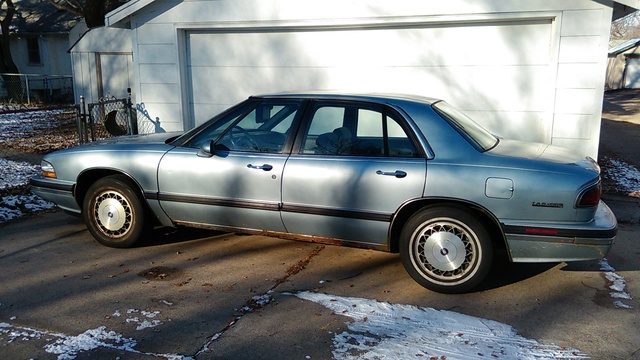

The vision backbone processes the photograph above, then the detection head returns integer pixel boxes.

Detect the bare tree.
[48,0,122,28]
[0,0,22,100]
[0,0,18,74]
[611,11,640,40]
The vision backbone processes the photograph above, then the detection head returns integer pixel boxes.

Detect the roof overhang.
[105,0,156,28]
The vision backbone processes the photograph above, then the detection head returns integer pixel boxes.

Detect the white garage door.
[185,19,554,140]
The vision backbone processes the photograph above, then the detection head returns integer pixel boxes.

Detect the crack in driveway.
[194,245,325,357]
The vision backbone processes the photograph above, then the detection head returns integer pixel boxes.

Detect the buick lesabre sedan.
[30,93,617,293]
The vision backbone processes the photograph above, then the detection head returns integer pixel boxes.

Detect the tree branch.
[47,0,84,17]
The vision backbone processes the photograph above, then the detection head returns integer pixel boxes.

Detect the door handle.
[376,170,407,178]
[247,164,273,171]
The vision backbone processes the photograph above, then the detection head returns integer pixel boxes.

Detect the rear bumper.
[29,177,81,214]
[503,201,617,262]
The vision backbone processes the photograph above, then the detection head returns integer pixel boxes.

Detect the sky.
[0,109,636,359]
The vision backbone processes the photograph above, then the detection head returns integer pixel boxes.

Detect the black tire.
[400,206,493,293]
[83,175,146,248]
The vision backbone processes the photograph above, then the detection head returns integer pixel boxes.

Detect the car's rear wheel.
[400,206,493,293]
[83,175,146,248]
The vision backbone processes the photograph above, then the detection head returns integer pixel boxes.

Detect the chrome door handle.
[376,170,407,178]
[247,164,273,171]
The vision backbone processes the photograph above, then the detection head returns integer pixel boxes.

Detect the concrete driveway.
[1,90,639,359]
[0,202,638,359]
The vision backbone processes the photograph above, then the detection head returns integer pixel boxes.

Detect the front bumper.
[30,176,81,214]
[503,201,617,262]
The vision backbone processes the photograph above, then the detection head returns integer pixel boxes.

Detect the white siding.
[551,7,611,156]
[116,0,615,157]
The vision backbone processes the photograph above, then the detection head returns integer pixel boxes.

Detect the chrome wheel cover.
[411,219,479,282]
[93,190,132,238]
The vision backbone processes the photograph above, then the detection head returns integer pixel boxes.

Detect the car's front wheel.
[400,206,493,293]
[83,175,146,248]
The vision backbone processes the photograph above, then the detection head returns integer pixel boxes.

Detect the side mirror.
[197,140,215,158]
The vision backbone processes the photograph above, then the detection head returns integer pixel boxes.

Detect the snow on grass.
[0,158,56,223]
[601,156,640,197]
[296,291,589,359]
[0,108,73,143]
[0,109,72,224]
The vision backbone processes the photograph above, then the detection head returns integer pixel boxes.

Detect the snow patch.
[0,321,188,360]
[602,157,640,196]
[296,291,589,360]
[600,258,634,309]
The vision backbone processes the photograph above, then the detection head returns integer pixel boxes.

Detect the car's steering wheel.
[228,125,258,149]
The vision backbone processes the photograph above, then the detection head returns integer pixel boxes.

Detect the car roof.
[252,92,441,106]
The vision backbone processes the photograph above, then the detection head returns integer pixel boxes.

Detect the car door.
[157,99,304,232]
[281,101,427,247]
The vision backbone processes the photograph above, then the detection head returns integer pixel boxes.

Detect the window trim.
[294,99,426,158]
[26,37,42,66]
[176,98,307,155]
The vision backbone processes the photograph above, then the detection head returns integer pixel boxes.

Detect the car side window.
[185,101,301,153]
[301,103,420,157]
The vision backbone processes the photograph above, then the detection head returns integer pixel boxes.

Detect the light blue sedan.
[30,93,617,293]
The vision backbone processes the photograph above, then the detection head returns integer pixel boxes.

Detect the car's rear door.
[281,101,427,248]
[156,99,304,232]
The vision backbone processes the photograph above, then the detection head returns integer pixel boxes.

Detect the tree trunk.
[0,0,22,102]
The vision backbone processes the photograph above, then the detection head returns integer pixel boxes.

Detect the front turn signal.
[41,160,56,178]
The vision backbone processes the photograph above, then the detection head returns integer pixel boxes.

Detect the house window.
[27,37,42,65]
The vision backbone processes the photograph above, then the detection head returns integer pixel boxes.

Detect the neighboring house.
[69,21,134,105]
[606,38,640,89]
[101,0,639,158]
[4,0,80,101]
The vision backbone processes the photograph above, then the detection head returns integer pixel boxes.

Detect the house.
[99,0,639,158]
[606,37,640,89]
[3,0,80,102]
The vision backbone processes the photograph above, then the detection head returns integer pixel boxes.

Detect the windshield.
[432,101,498,151]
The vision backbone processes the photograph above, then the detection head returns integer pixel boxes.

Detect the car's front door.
[281,101,427,248]
[157,99,303,232]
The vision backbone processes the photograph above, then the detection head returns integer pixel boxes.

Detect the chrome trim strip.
[153,192,392,222]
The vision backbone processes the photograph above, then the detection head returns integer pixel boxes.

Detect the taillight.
[576,182,602,207]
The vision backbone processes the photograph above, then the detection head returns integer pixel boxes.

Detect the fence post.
[127,88,138,135]
[78,96,89,144]
[23,75,30,105]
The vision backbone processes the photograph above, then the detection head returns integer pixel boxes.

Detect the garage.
[185,19,555,141]
[103,0,640,158]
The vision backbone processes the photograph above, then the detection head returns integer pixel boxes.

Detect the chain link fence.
[77,96,161,143]
[0,74,74,105]
[0,91,162,221]
[0,94,161,169]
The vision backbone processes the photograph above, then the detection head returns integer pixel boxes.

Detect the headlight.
[40,160,56,178]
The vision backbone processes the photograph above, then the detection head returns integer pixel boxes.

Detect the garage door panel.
[192,64,550,110]
[186,20,554,127]
[189,21,551,68]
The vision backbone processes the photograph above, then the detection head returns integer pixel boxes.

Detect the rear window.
[432,101,498,152]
